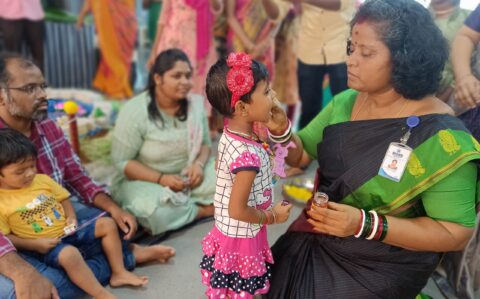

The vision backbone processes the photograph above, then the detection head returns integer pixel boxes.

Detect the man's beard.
[31,108,48,121]
[7,99,48,121]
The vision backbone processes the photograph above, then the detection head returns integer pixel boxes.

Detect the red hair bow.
[226,52,254,108]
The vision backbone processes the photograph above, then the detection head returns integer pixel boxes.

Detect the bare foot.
[196,204,214,219]
[110,270,148,287]
[131,243,176,264]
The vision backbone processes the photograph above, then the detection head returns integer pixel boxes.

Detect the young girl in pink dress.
[199,53,292,299]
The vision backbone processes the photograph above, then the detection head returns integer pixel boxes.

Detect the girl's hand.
[306,202,362,237]
[35,238,60,254]
[250,37,272,59]
[266,98,289,135]
[272,201,293,224]
[183,164,204,189]
[250,36,274,59]
[160,174,186,192]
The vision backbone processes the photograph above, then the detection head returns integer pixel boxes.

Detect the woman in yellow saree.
[77,0,137,99]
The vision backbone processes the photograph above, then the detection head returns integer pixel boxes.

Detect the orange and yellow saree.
[91,0,137,99]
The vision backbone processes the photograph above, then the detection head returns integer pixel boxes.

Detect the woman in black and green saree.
[264,0,480,298]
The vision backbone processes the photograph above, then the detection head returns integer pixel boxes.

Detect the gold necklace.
[226,127,259,142]
[351,93,409,121]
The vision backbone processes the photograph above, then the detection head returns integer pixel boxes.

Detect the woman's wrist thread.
[195,160,205,169]
[157,173,164,185]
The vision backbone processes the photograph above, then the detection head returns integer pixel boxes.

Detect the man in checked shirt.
[0,52,175,298]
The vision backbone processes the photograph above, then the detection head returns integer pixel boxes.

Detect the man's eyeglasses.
[4,83,48,95]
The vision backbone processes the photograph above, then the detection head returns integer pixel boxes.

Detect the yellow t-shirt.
[0,174,70,239]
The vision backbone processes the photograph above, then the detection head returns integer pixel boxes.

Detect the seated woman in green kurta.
[111,48,215,235]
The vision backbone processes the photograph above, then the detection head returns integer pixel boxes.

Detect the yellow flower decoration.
[472,136,480,152]
[408,152,426,178]
[439,130,460,155]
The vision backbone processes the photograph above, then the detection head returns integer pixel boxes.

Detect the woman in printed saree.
[264,0,480,298]
[226,0,278,79]
[110,49,215,235]
[77,0,137,99]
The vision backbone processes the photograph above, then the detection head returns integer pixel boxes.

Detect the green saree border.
[340,129,480,215]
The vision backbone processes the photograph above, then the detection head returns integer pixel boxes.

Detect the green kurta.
[110,92,215,235]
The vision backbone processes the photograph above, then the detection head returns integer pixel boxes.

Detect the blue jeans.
[0,202,136,299]
[29,217,99,268]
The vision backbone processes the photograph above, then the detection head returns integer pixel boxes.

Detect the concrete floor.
[108,173,305,299]
[100,163,447,299]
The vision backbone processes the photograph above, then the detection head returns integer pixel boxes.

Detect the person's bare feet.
[131,243,176,264]
[196,204,214,219]
[110,270,148,287]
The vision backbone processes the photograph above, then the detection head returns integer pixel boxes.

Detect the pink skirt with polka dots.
[200,225,274,299]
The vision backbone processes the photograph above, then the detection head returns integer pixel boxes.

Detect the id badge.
[378,142,412,182]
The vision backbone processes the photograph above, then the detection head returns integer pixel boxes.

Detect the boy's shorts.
[42,218,98,268]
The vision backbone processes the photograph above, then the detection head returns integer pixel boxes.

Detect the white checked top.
[214,131,274,238]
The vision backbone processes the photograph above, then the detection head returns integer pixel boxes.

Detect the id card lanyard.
[378,116,420,182]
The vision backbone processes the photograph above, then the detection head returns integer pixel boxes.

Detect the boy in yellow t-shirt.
[0,128,148,299]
